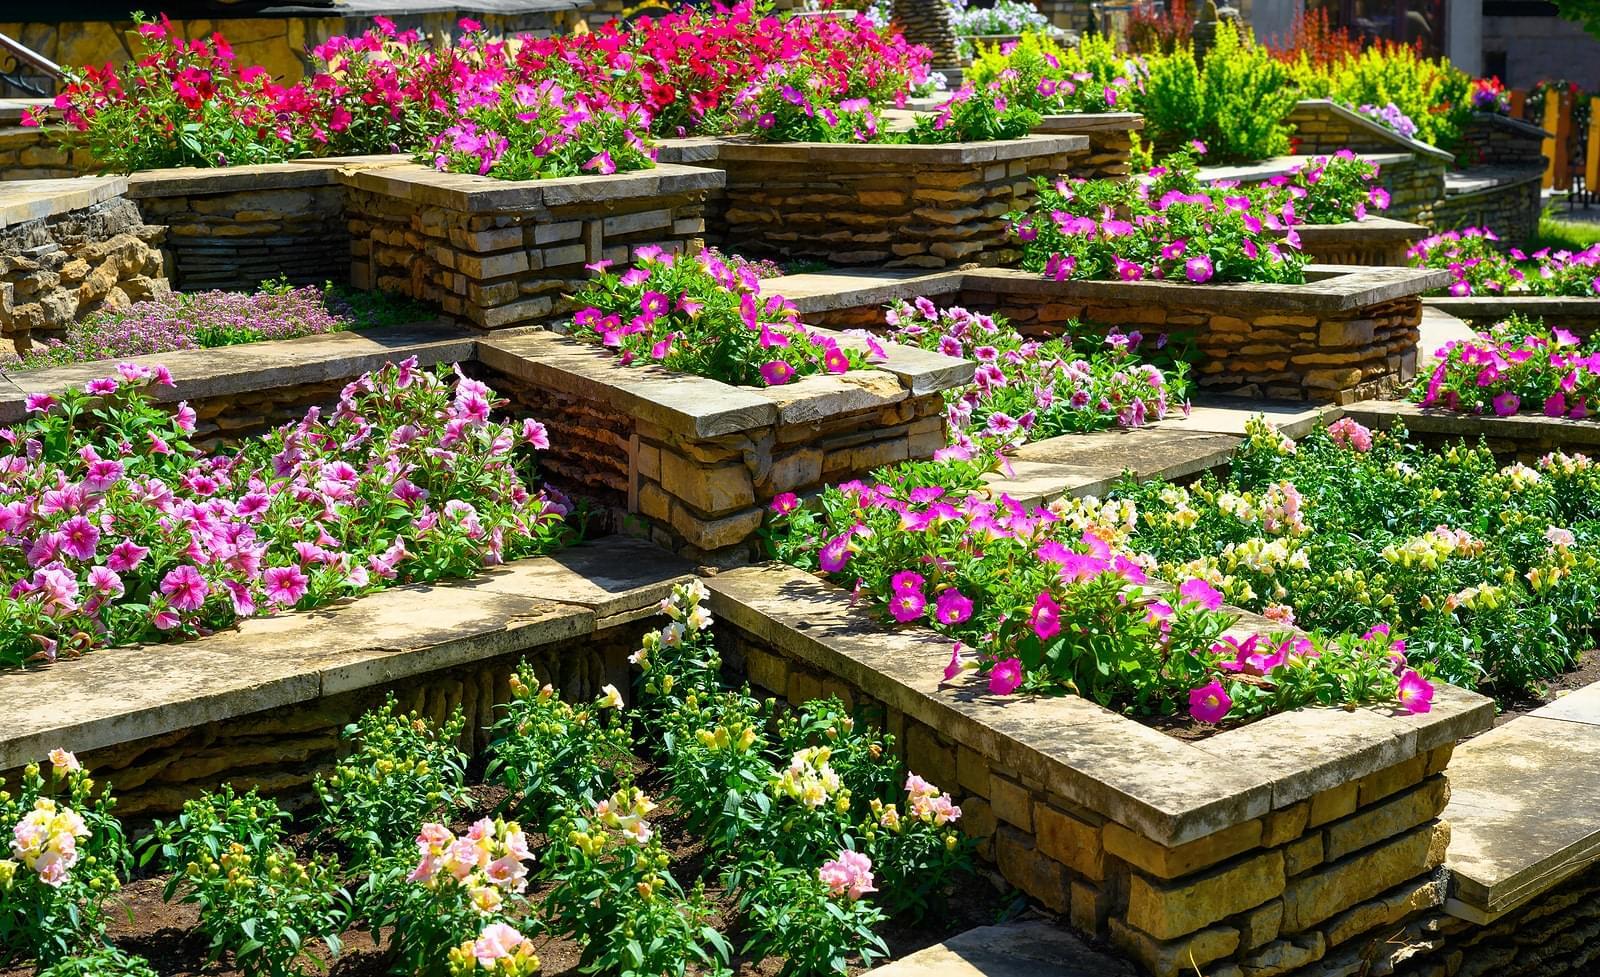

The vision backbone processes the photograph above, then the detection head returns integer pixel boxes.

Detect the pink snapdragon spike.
[988,656,1024,696]
[818,849,877,900]
[1188,679,1232,724]
[1327,417,1373,452]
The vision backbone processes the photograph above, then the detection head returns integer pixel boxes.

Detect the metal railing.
[0,32,65,98]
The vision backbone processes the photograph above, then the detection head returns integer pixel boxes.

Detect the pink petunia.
[1189,680,1232,724]
[988,657,1024,696]
[159,565,209,612]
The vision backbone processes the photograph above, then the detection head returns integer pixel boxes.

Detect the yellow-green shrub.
[1288,44,1472,150]
[1138,27,1297,162]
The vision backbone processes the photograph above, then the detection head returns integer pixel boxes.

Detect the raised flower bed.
[709,562,1492,977]
[1292,216,1429,267]
[956,264,1448,404]
[342,162,725,330]
[475,328,968,563]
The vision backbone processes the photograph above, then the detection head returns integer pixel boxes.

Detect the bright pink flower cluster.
[1415,318,1600,419]
[1410,227,1600,298]
[0,359,568,671]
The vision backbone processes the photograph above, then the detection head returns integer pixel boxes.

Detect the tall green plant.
[1138,26,1296,162]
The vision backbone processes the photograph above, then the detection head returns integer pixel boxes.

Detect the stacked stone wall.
[1,195,167,354]
[133,183,349,291]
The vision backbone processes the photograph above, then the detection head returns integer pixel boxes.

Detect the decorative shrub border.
[476,329,971,563]
[708,563,1492,977]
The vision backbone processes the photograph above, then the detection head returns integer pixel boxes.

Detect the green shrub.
[1137,26,1297,162]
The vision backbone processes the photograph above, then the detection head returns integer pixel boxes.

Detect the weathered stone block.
[1279,822,1447,933]
[1109,920,1240,977]
[1323,776,1449,862]
[1126,851,1286,940]
[660,451,755,514]
[1035,802,1105,881]
[1105,818,1264,879]
[996,826,1071,912]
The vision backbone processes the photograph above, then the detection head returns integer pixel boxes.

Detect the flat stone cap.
[0,176,127,229]
[339,161,726,212]
[864,919,1135,977]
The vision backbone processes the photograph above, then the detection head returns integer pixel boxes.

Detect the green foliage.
[37,946,159,977]
[0,758,131,967]
[968,32,1136,114]
[1289,43,1472,151]
[1554,0,1600,37]
[144,785,290,880]
[1138,27,1297,162]
[486,668,633,824]
[174,843,348,977]
[314,697,468,864]
[736,866,888,976]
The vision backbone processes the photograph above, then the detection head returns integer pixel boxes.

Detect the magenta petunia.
[1397,670,1435,714]
[934,588,973,626]
[1189,680,1232,724]
[1030,591,1061,640]
[988,657,1024,696]
[889,587,927,623]
[159,564,210,612]
[1178,578,1223,610]
[759,360,796,386]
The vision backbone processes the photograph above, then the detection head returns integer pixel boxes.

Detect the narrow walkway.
[1442,682,1600,921]
[865,920,1134,977]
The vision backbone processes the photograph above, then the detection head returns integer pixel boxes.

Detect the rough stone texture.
[1347,399,1600,465]
[0,122,97,181]
[861,918,1135,977]
[345,163,720,330]
[0,188,168,353]
[476,331,961,564]
[1031,113,1141,181]
[702,137,1086,269]
[1292,218,1428,268]
[130,169,353,291]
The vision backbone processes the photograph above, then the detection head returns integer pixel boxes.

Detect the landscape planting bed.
[1423,295,1600,339]
[1291,216,1428,267]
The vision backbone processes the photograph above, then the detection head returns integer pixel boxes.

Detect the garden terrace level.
[0,536,697,819]
[708,563,1492,977]
[1344,399,1600,464]
[897,101,1143,181]
[768,264,1452,404]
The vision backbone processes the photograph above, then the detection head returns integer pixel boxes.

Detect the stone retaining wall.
[1345,400,1600,465]
[1457,113,1548,169]
[127,165,361,291]
[953,269,1434,404]
[0,177,168,355]
[704,136,1087,269]
[345,163,721,330]
[708,565,1490,977]
[478,330,966,564]
[0,124,95,181]
[70,624,643,821]
[1432,171,1544,249]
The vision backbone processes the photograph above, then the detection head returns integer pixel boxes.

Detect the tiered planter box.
[476,330,972,564]
[1291,216,1429,267]
[1,176,168,354]
[708,564,1494,977]
[0,536,695,817]
[1198,149,1448,231]
[953,265,1450,403]
[1345,399,1600,462]
[342,162,725,330]
[1423,295,1600,339]
[701,135,1088,268]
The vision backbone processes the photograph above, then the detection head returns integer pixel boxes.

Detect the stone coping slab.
[1442,704,1600,920]
[1290,99,1457,164]
[122,156,416,198]
[0,176,128,229]
[983,427,1244,505]
[1424,295,1600,324]
[1032,112,1146,135]
[959,265,1453,316]
[707,563,1492,846]
[1292,216,1430,245]
[773,264,1451,321]
[1196,152,1417,187]
[1444,164,1544,197]
[338,161,726,213]
[0,537,696,772]
[0,321,475,426]
[1345,399,1600,449]
[477,329,971,439]
[862,919,1134,977]
[702,133,1089,165]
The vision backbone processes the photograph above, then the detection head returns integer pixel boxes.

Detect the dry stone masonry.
[703,136,1087,269]
[477,330,968,564]
[0,176,168,355]
[345,163,722,330]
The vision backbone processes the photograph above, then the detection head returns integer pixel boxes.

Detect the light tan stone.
[1356,755,1428,807]
[1109,920,1240,977]
[1126,850,1285,940]
[1035,802,1105,881]
[660,452,755,515]
[1262,802,1310,848]
[1321,874,1448,947]
[996,826,1070,912]
[1279,823,1446,933]
[1238,932,1325,977]
[989,773,1033,831]
[1308,783,1358,827]
[1236,898,1283,950]
[1284,833,1324,877]
[1105,818,1263,879]
[1324,777,1449,862]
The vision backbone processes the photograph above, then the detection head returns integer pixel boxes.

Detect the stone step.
[1441,681,1600,921]
[863,919,1134,977]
